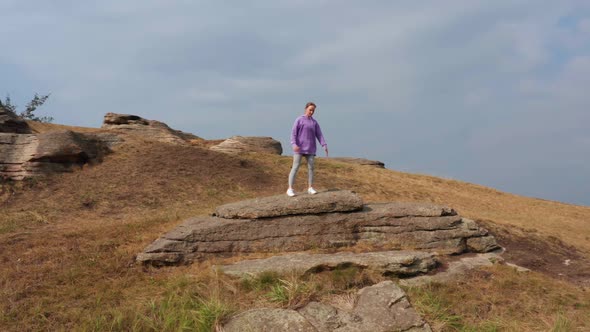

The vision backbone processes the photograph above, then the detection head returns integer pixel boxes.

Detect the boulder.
[218,251,438,278]
[101,112,198,145]
[223,308,317,332]
[0,106,30,133]
[222,282,431,332]
[345,281,431,332]
[137,191,499,265]
[210,135,282,155]
[331,157,385,168]
[298,302,361,332]
[0,130,118,180]
[214,190,364,219]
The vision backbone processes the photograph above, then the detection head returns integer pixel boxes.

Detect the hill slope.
[1,123,589,330]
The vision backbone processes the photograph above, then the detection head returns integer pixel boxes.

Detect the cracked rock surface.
[222,281,431,332]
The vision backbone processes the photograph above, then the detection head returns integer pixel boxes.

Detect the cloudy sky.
[2,1,589,206]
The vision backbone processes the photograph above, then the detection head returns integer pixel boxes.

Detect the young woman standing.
[287,102,328,196]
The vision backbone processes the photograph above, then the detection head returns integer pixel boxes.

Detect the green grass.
[0,210,48,234]
[551,311,572,332]
[82,276,233,332]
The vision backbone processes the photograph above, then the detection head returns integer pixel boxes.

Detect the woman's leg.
[306,154,315,188]
[288,154,302,188]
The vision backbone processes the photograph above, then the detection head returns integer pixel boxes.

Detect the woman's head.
[304,102,316,117]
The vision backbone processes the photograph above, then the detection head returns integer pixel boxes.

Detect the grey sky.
[1,1,589,206]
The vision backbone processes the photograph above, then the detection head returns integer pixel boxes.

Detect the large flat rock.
[138,194,499,265]
[213,190,364,219]
[218,251,438,278]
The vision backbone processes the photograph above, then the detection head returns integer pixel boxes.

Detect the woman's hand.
[293,145,300,153]
[324,146,329,157]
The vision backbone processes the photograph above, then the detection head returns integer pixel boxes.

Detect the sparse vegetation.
[404,266,590,331]
[1,93,53,122]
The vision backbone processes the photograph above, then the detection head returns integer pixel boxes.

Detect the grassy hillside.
[1,124,589,331]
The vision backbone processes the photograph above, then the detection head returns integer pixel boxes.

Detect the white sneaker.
[286,188,296,197]
[307,187,318,195]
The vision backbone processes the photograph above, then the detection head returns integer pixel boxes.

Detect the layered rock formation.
[102,113,199,145]
[0,130,120,180]
[219,251,438,278]
[223,281,432,332]
[137,190,499,265]
[210,135,283,155]
[331,157,385,168]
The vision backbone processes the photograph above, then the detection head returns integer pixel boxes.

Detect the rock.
[0,106,30,133]
[138,191,498,265]
[214,190,364,219]
[331,157,385,168]
[0,130,117,180]
[298,302,361,332]
[466,235,500,252]
[101,112,198,145]
[103,113,149,126]
[218,251,438,278]
[223,283,431,332]
[210,135,282,155]
[223,308,317,332]
[343,281,431,332]
[399,252,504,287]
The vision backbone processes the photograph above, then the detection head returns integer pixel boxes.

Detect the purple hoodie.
[290,115,327,155]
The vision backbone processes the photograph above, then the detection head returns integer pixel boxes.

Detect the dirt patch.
[479,219,590,287]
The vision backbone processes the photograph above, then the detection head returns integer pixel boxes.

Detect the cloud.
[1,1,589,205]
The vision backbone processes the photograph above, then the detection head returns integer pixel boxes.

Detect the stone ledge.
[217,250,438,278]
[213,190,364,219]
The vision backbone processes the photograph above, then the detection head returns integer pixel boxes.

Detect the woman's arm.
[291,118,301,151]
[315,121,328,156]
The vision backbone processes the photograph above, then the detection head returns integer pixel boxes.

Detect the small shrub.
[264,278,314,307]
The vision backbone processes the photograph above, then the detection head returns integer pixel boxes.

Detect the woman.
[287,102,328,196]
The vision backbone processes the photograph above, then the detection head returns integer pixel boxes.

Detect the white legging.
[288,154,315,188]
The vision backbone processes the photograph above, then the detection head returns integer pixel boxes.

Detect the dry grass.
[404,265,590,331]
[26,120,103,134]
[1,125,589,331]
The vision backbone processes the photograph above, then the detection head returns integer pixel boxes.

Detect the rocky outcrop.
[218,251,438,278]
[0,130,120,180]
[210,136,282,155]
[223,281,431,332]
[137,190,499,265]
[0,106,30,134]
[331,157,385,168]
[102,113,198,145]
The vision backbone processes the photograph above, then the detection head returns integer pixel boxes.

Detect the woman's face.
[304,105,316,117]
